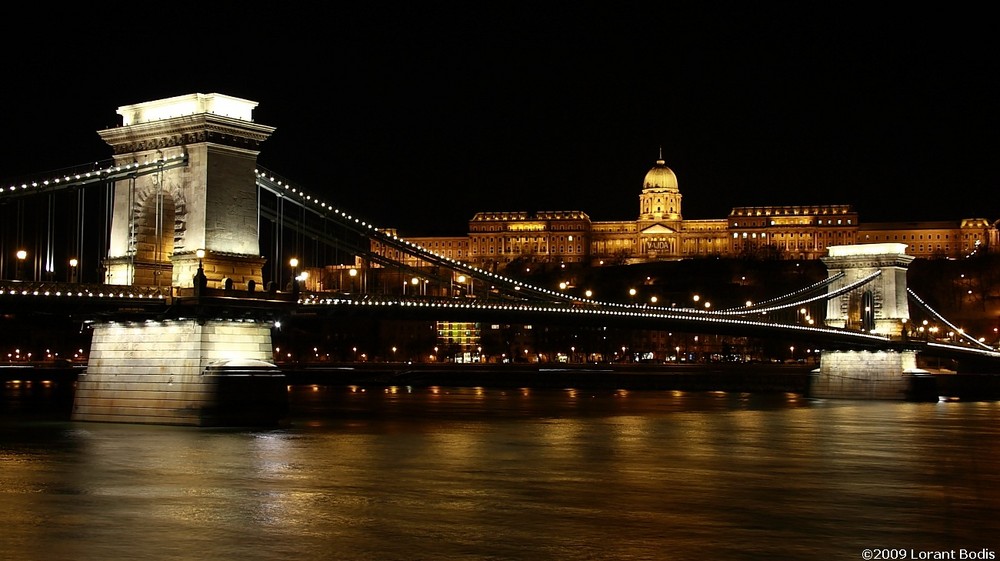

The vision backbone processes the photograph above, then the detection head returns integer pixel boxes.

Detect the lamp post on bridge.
[69,258,78,283]
[194,249,207,296]
[405,276,420,296]
[289,257,299,296]
[15,250,27,281]
[348,267,358,293]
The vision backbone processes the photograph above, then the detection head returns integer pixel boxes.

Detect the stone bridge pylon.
[72,93,287,427]
[812,243,923,400]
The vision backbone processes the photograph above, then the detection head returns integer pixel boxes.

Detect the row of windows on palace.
[370,209,997,265]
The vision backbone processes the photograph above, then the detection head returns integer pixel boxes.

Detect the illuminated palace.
[372,155,998,270]
[346,154,998,363]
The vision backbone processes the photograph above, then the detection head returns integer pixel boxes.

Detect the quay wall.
[285,363,815,393]
[7,363,1000,423]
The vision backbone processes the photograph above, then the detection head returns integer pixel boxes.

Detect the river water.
[2,384,999,561]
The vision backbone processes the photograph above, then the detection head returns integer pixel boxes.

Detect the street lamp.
[289,257,299,293]
[15,249,27,280]
[348,267,358,293]
[69,258,78,283]
[194,249,207,294]
[459,274,473,296]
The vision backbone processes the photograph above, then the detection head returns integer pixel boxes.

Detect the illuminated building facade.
[858,219,995,258]
[436,321,481,362]
[374,155,998,270]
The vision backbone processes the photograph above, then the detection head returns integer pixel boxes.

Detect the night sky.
[2,4,996,236]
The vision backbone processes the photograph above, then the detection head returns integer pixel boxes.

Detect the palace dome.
[643,158,678,192]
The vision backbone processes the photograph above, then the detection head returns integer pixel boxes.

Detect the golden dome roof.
[643,158,678,192]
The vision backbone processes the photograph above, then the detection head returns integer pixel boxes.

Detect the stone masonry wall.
[812,349,919,400]
[73,319,273,425]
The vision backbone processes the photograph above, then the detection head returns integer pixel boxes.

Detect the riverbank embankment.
[5,362,1000,404]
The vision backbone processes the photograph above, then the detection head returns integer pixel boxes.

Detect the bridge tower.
[99,93,272,289]
[72,94,287,426]
[812,243,921,399]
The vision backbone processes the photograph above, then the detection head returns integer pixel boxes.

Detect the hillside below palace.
[372,155,998,272]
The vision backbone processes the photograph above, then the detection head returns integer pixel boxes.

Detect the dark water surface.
[2,385,999,560]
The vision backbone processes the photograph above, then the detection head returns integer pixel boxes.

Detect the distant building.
[372,154,998,270]
[858,219,995,259]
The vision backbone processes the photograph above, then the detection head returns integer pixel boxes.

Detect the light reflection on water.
[2,387,999,561]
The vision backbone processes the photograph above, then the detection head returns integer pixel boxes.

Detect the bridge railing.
[0,280,171,299]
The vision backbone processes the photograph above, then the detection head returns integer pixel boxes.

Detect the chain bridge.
[1,93,997,425]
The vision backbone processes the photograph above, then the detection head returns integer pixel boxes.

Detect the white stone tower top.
[100,92,273,289]
[827,243,909,257]
[116,93,258,126]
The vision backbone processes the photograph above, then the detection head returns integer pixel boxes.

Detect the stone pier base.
[810,349,926,400]
[73,319,287,426]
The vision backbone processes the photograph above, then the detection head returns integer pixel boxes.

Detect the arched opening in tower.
[133,192,176,285]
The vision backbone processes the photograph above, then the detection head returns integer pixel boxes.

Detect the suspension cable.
[102,179,113,283]
[15,199,25,280]
[908,288,994,351]
[76,188,85,282]
[275,194,284,286]
[256,179,261,262]
[46,193,55,279]
[128,174,136,284]
[154,161,164,288]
